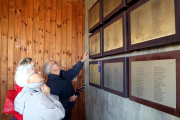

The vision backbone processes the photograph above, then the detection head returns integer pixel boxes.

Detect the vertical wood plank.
[1,0,8,119]
[50,0,56,60]
[38,0,45,74]
[77,2,83,120]
[56,0,62,65]
[0,0,2,118]
[7,0,15,119]
[82,3,85,120]
[8,0,15,90]
[33,0,39,70]
[67,1,72,71]
[71,2,78,120]
[20,0,27,59]
[0,1,86,120]
[44,0,51,82]
[14,0,21,86]
[27,0,34,58]
[61,1,67,70]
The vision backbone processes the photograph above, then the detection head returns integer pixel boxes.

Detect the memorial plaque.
[89,28,102,59]
[89,0,103,33]
[102,57,129,97]
[128,0,180,51]
[129,50,180,117]
[89,61,102,88]
[131,59,176,108]
[102,11,128,56]
[102,0,126,22]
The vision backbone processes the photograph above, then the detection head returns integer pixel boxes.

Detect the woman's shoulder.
[36,92,56,109]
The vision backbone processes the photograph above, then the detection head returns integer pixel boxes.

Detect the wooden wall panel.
[56,0,62,65]
[67,1,72,70]
[0,0,85,120]
[33,0,39,69]
[77,2,83,120]
[50,0,56,60]
[38,0,45,74]
[27,0,33,58]
[44,0,51,82]
[62,1,67,70]
[1,0,8,120]
[14,0,21,85]
[20,0,27,60]
[71,2,78,119]
[0,0,2,118]
[7,0,15,119]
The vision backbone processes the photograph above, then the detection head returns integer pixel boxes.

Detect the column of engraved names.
[152,0,164,35]
[114,24,120,48]
[135,10,143,40]
[95,36,98,54]
[136,67,145,96]
[154,66,166,102]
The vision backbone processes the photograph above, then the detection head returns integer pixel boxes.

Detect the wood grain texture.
[20,0,27,59]
[33,0,39,69]
[27,0,34,58]
[50,0,56,60]
[71,2,78,120]
[0,1,85,119]
[56,0,62,65]
[44,0,51,82]
[14,0,21,86]
[1,0,8,119]
[38,0,45,74]
[61,1,67,70]
[77,2,83,120]
[67,1,72,70]
[0,0,2,118]
[7,1,15,119]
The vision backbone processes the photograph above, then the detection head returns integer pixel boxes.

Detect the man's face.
[27,69,44,83]
[49,60,61,71]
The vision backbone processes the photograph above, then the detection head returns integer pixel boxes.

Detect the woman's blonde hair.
[18,57,32,66]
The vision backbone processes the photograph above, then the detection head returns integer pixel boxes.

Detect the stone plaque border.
[89,27,102,59]
[89,61,103,89]
[128,0,180,51]
[89,0,103,33]
[102,57,129,98]
[102,0,127,22]
[102,11,128,56]
[129,50,180,117]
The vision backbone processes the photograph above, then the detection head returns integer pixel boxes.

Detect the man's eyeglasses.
[50,61,57,68]
[28,71,38,79]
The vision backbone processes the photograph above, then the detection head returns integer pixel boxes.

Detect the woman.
[13,58,37,120]
[14,64,65,120]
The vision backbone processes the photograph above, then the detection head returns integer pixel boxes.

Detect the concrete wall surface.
[84,0,180,120]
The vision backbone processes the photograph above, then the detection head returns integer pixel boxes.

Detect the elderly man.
[42,52,88,120]
[14,64,65,120]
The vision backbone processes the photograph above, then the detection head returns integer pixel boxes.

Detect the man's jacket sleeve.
[60,61,84,81]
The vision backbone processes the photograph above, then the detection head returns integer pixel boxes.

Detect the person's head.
[19,57,37,70]
[15,64,44,87]
[42,60,61,75]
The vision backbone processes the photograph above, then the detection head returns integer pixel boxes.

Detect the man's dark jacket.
[46,61,83,114]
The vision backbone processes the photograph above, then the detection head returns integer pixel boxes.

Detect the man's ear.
[27,79,31,84]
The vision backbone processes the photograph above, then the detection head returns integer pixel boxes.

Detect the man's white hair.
[14,64,33,87]
[42,60,51,75]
